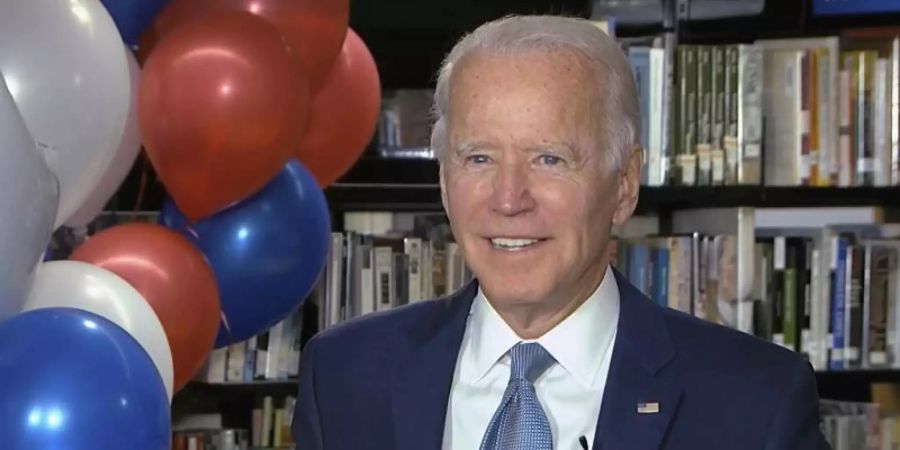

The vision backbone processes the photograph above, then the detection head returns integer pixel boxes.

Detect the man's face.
[441,49,637,310]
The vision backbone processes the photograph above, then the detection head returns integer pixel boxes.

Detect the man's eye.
[466,154,491,164]
[537,154,564,166]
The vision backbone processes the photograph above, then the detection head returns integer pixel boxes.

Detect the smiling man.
[292,15,829,450]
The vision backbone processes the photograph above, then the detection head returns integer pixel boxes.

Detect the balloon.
[159,160,330,347]
[295,29,381,187]
[66,49,142,228]
[23,261,175,400]
[0,0,131,228]
[140,11,310,221]
[101,0,170,46]
[0,76,59,321]
[0,308,170,450]
[152,0,348,90]
[70,223,220,392]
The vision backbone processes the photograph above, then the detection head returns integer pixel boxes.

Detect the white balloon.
[0,0,131,228]
[24,261,175,401]
[0,76,59,321]
[65,48,142,227]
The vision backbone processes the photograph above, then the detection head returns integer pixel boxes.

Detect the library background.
[3,0,900,448]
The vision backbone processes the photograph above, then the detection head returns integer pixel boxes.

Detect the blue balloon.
[159,160,331,347]
[0,308,170,450]
[100,0,169,46]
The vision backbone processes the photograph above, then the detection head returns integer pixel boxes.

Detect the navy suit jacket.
[292,270,830,450]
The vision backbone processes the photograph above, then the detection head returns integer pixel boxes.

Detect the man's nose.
[488,160,536,216]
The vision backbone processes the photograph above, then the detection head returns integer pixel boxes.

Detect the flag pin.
[637,402,660,414]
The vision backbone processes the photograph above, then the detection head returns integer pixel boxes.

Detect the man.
[292,15,828,450]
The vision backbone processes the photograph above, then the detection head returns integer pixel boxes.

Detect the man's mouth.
[488,237,547,251]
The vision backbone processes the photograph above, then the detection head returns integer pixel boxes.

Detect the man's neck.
[489,267,608,340]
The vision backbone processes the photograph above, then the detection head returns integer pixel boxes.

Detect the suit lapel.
[391,281,476,450]
[593,270,683,450]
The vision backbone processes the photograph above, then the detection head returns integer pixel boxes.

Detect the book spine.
[773,236,786,348]
[649,48,666,186]
[724,45,739,185]
[808,50,821,185]
[656,246,670,308]
[893,38,900,186]
[711,46,727,185]
[783,243,798,352]
[374,247,394,312]
[677,45,698,186]
[830,236,847,370]
[846,245,865,368]
[738,44,763,185]
[696,46,713,186]
[874,58,891,187]
[816,48,834,186]
[404,238,422,303]
[629,47,652,186]
[866,245,890,367]
[839,67,855,187]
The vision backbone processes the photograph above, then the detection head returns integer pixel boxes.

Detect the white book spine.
[839,70,854,187]
[649,48,665,186]
[875,59,892,187]
[738,44,763,185]
[226,343,245,382]
[893,38,900,186]
[327,233,344,328]
[205,348,228,383]
[264,320,284,380]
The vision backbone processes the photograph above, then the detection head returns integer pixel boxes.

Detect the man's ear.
[612,147,641,226]
[439,161,450,216]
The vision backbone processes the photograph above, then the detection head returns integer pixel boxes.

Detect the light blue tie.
[480,342,556,450]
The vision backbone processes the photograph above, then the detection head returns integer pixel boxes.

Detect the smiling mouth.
[488,237,548,251]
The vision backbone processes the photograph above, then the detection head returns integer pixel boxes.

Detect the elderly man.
[292,15,828,450]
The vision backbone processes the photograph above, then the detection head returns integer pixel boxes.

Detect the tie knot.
[508,342,555,383]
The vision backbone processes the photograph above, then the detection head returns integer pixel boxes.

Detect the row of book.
[172,429,250,450]
[820,400,883,450]
[250,395,296,449]
[613,219,900,372]
[198,308,304,383]
[317,215,473,329]
[626,32,900,187]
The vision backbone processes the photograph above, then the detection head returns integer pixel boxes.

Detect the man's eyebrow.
[527,141,579,155]
[454,141,491,155]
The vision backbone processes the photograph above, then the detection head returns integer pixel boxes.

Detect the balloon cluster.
[0,0,380,448]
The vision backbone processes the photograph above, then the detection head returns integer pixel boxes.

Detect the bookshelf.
[102,1,900,448]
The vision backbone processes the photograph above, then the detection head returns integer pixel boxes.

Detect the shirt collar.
[461,265,620,388]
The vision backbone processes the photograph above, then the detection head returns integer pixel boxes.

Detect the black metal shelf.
[111,156,900,214]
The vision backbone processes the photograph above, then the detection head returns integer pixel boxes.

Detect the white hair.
[430,15,640,170]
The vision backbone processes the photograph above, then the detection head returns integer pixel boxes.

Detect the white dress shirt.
[442,265,620,450]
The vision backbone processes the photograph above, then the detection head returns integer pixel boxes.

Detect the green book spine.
[677,45,698,185]
[697,46,712,186]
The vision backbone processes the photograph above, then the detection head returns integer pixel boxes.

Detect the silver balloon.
[0,0,131,228]
[0,75,59,321]
[65,48,142,227]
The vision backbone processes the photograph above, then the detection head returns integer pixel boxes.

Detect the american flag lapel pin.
[636,402,660,414]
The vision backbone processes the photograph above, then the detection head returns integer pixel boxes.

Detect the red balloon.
[70,223,221,392]
[139,11,309,221]
[296,29,381,187]
[152,0,348,91]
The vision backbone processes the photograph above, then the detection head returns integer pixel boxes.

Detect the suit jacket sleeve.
[292,336,325,450]
[763,361,831,450]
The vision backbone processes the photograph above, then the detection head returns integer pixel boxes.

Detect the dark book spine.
[846,244,865,368]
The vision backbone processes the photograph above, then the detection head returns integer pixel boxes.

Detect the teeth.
[490,238,539,250]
